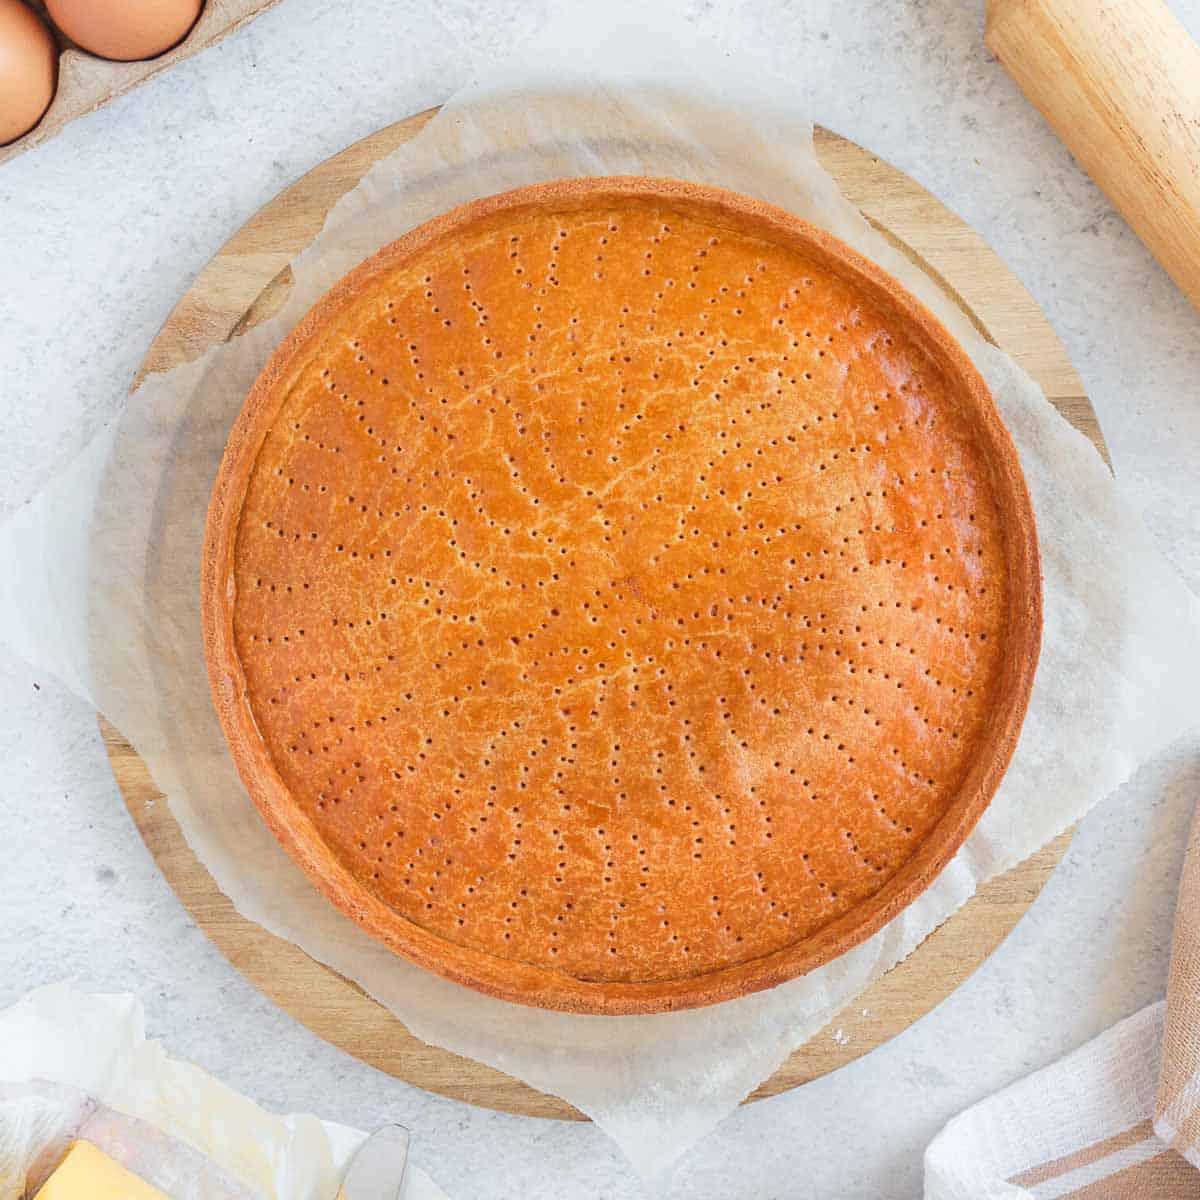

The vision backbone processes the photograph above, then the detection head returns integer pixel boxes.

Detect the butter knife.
[337,1125,411,1200]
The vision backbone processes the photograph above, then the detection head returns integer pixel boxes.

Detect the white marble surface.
[1,2,1199,1197]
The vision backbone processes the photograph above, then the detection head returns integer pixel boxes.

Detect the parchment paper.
[0,984,446,1200]
[2,5,1199,1179]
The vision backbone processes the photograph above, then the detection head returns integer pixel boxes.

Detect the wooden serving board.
[105,109,1100,1120]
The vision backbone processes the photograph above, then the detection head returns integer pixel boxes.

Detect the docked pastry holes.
[211,182,1038,1009]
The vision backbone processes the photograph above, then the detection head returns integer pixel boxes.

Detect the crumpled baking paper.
[2,3,1199,1180]
[0,984,445,1200]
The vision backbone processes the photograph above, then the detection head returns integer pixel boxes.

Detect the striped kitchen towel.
[925,800,1200,1198]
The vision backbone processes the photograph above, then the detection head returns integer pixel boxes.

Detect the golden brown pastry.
[203,179,1041,1013]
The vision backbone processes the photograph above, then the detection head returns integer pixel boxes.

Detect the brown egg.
[0,0,58,145]
[46,0,202,62]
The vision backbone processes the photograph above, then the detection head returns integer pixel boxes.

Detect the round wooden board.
[105,109,1102,1121]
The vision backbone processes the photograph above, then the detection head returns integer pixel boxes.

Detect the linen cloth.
[926,801,1200,1198]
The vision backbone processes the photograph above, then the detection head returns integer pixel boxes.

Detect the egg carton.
[0,0,285,166]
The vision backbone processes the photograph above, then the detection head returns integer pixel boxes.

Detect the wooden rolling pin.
[985,0,1200,313]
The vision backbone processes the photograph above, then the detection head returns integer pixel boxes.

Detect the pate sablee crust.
[202,178,1041,1014]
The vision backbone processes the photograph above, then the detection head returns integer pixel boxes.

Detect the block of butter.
[35,1140,167,1200]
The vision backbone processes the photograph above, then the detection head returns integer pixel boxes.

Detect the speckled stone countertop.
[1,2,1198,1197]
